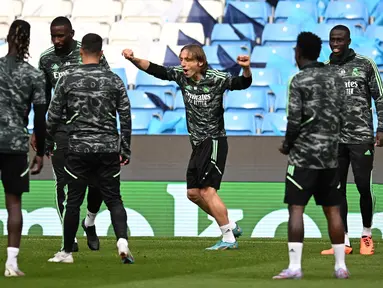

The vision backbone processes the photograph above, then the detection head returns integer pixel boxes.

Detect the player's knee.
[354,179,371,196]
[187,189,201,203]
[199,187,216,200]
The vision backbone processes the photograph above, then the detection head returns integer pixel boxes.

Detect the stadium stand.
[0,0,382,136]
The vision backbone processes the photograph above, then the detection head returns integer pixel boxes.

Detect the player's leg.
[273,166,311,280]
[196,138,241,250]
[349,143,375,255]
[81,184,102,251]
[97,153,133,264]
[321,144,352,255]
[2,154,29,277]
[48,153,89,263]
[51,132,79,252]
[317,169,349,278]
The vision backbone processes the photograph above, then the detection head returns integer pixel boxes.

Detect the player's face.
[329,29,350,56]
[51,25,73,52]
[179,50,203,79]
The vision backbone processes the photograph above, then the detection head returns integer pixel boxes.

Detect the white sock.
[332,244,347,271]
[6,247,19,269]
[344,233,350,246]
[117,238,128,249]
[287,242,303,271]
[85,210,97,227]
[220,223,236,243]
[362,227,372,237]
[229,221,236,230]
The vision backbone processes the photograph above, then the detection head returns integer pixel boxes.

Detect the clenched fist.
[237,55,250,68]
[122,49,134,61]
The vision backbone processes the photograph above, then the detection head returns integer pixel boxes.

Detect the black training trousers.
[62,152,128,253]
[338,143,376,233]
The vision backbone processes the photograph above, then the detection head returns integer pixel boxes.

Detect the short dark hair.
[81,33,103,54]
[8,20,31,61]
[330,25,351,39]
[296,32,322,61]
[51,16,72,30]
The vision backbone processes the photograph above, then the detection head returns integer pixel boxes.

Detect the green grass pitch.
[0,237,382,287]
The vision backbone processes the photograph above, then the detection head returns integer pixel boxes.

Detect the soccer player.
[273,32,349,279]
[321,25,383,256]
[122,44,251,250]
[1,20,46,277]
[46,33,133,264]
[34,16,110,252]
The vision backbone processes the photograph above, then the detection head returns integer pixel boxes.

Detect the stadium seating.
[1,0,382,136]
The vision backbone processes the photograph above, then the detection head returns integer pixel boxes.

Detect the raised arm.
[224,55,253,91]
[122,48,183,82]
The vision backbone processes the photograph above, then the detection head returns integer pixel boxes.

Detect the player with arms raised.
[123,44,252,250]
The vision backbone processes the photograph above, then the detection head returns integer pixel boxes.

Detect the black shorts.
[187,137,228,190]
[284,165,341,206]
[0,153,29,195]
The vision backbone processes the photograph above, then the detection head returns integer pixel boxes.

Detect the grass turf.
[0,237,382,287]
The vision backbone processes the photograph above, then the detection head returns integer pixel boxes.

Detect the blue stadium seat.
[131,109,157,134]
[250,68,282,94]
[158,110,187,135]
[262,24,300,47]
[365,25,383,45]
[324,1,369,31]
[28,108,34,133]
[250,46,295,67]
[274,92,287,113]
[224,111,256,135]
[112,68,128,88]
[135,70,178,107]
[372,98,376,114]
[203,46,225,70]
[225,88,267,114]
[373,112,377,132]
[224,1,271,25]
[274,1,318,23]
[371,1,383,18]
[211,23,256,49]
[128,90,163,115]
[354,46,383,67]
[260,112,287,136]
[203,45,250,71]
[174,90,185,111]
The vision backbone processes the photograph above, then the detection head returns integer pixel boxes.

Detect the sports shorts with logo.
[284,165,341,206]
[186,137,228,190]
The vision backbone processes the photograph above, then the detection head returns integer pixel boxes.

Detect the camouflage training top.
[39,40,109,133]
[46,64,132,157]
[147,64,252,147]
[287,62,346,169]
[0,55,46,153]
[325,49,383,144]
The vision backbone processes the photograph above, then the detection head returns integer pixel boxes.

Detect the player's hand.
[375,132,383,147]
[120,154,130,166]
[237,55,250,68]
[278,143,289,155]
[30,132,37,152]
[122,49,134,61]
[30,155,44,175]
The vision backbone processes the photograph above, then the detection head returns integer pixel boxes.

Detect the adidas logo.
[365,150,372,156]
[289,249,295,252]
